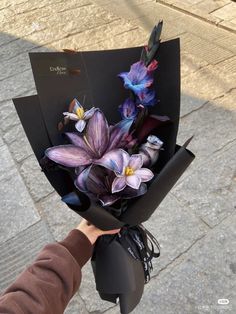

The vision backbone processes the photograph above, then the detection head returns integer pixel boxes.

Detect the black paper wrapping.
[13,38,195,314]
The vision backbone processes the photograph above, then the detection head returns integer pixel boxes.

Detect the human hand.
[76,219,121,245]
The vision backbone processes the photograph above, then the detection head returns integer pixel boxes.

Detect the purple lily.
[63,99,97,132]
[119,98,137,120]
[45,110,133,168]
[95,149,154,192]
[75,166,147,206]
[118,60,158,98]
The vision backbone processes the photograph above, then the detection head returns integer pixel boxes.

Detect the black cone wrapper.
[13,38,195,313]
[91,239,144,314]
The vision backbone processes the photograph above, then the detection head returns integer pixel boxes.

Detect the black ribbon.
[117,225,160,283]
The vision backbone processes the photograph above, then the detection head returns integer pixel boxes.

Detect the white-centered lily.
[95,149,154,192]
[63,99,97,132]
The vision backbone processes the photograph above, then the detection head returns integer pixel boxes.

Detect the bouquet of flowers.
[13,22,195,313]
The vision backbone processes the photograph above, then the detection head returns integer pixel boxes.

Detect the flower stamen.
[83,135,94,151]
[125,166,134,176]
[76,107,84,119]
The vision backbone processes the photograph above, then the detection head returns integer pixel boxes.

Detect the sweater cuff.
[59,229,93,268]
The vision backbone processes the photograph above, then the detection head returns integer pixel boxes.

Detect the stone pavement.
[156,0,236,33]
[0,0,235,313]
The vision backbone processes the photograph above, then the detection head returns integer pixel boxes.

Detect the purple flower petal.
[119,98,137,120]
[94,149,127,174]
[121,150,130,170]
[63,112,79,121]
[112,176,126,193]
[75,119,86,132]
[86,167,108,195]
[86,110,109,157]
[135,168,154,182]
[137,89,156,106]
[45,145,93,167]
[75,166,87,176]
[126,174,141,190]
[65,132,94,155]
[128,154,143,170]
[84,107,96,120]
[118,72,132,86]
[108,119,133,151]
[74,166,91,192]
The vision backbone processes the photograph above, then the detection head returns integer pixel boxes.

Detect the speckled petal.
[45,145,92,167]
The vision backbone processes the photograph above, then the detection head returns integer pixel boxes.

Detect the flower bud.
[139,135,163,167]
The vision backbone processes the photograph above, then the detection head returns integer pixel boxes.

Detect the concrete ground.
[157,0,236,33]
[0,0,235,313]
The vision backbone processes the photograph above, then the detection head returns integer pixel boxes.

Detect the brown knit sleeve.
[59,229,94,268]
[0,230,93,314]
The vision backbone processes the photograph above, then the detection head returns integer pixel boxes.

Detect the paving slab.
[0,220,53,293]
[143,194,209,276]
[104,213,236,313]
[172,141,236,227]
[177,93,236,160]
[20,155,54,202]
[221,16,236,31]
[0,136,4,147]
[59,19,146,51]
[65,291,89,314]
[0,100,21,132]
[212,2,236,20]
[78,25,147,51]
[157,0,236,32]
[180,94,207,118]
[181,64,235,104]
[180,32,233,65]
[39,192,81,241]
[214,55,236,78]
[3,123,34,163]
[0,0,116,48]
[181,52,208,78]
[0,52,32,81]
[0,144,40,243]
[0,70,35,102]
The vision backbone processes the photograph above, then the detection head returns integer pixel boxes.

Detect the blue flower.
[119,98,137,120]
[136,88,156,107]
[118,60,157,101]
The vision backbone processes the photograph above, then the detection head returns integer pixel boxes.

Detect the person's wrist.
[76,219,121,245]
[76,224,98,245]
